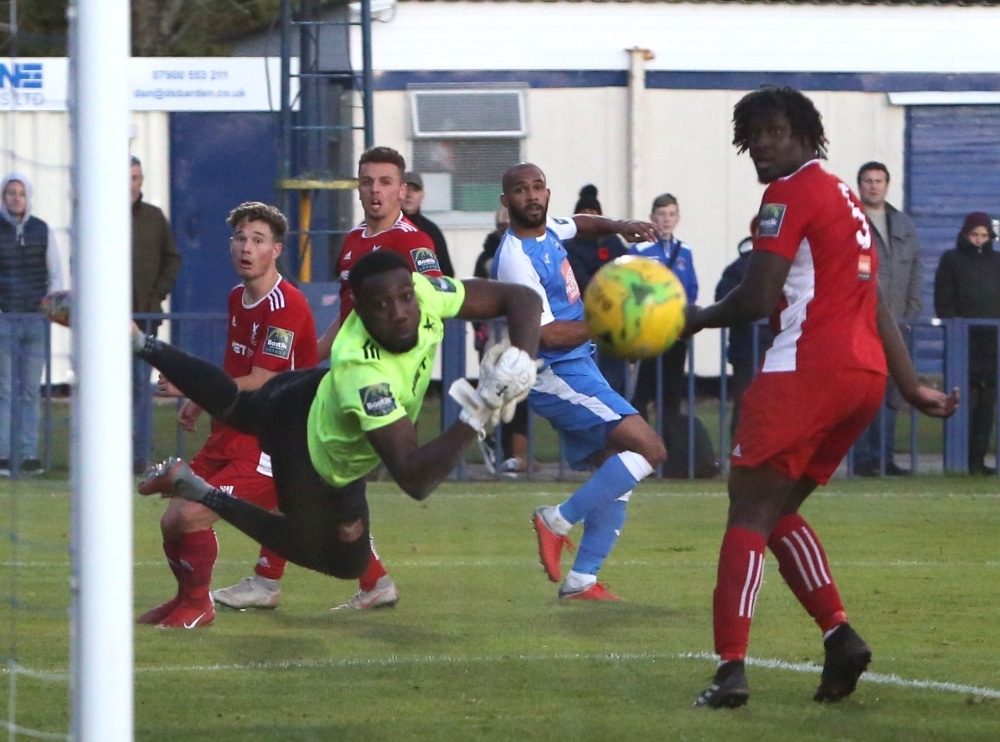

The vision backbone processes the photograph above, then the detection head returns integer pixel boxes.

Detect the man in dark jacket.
[934,211,1000,474]
[402,172,454,277]
[131,155,182,473]
[0,171,64,476]
[852,162,923,476]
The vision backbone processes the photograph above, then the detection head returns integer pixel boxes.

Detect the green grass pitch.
[3,474,1000,741]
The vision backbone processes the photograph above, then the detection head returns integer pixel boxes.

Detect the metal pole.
[624,48,652,220]
[70,0,133,739]
[279,0,292,218]
[360,0,374,148]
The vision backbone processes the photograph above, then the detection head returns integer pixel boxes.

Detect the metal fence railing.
[2,313,997,480]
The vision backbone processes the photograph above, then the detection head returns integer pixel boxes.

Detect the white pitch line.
[680,651,1000,699]
[33,650,980,700]
[7,557,1000,570]
[7,648,998,699]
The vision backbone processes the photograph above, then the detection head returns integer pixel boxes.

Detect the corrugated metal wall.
[905,105,1000,372]
[167,111,280,362]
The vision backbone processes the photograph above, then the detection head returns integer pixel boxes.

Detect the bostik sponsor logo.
[360,383,397,417]
[410,248,440,274]
[757,203,786,237]
[262,327,294,359]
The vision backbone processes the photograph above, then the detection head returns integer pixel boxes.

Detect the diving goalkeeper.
[131,250,541,581]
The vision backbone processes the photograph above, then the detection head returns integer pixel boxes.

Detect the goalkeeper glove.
[479,344,540,423]
[448,378,500,439]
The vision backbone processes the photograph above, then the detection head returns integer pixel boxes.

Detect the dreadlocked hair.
[732,86,828,160]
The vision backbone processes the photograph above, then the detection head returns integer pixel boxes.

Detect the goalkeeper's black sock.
[135,338,239,420]
[200,488,342,576]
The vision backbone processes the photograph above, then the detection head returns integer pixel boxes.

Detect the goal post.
[69,0,134,740]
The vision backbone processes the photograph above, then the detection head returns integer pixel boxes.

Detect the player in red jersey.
[684,87,959,707]
[326,147,442,331]
[137,202,318,629]
[315,145,442,610]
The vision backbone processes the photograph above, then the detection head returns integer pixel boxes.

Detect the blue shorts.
[529,357,637,468]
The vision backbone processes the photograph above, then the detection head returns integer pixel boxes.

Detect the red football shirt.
[753,160,886,376]
[337,213,441,321]
[201,276,318,469]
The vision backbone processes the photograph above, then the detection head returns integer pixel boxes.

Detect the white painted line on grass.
[7,557,1000,570]
[111,650,1000,699]
[681,651,1000,699]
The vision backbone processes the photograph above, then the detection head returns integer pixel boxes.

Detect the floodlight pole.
[69,0,134,740]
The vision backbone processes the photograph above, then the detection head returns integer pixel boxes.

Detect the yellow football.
[583,255,686,360]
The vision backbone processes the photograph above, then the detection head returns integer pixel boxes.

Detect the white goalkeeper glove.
[448,378,500,439]
[478,343,540,423]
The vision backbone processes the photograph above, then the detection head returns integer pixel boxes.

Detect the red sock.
[713,527,767,661]
[767,513,846,633]
[254,547,287,580]
[177,529,219,603]
[163,539,185,598]
[358,535,388,591]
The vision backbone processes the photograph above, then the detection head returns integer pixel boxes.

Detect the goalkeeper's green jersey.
[306,273,466,487]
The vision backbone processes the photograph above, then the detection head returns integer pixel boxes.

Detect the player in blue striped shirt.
[493,162,667,601]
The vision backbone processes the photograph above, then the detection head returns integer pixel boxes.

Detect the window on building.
[409,86,527,215]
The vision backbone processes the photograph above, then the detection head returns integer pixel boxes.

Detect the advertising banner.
[0,57,297,112]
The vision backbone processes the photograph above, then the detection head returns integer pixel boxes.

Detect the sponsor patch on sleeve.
[756,203,786,238]
[430,276,456,293]
[410,247,441,274]
[262,327,294,359]
[553,217,571,225]
[359,383,398,417]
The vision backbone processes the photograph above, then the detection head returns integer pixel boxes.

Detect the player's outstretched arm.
[572,215,658,244]
[539,319,590,351]
[684,250,790,336]
[316,317,340,363]
[366,415,484,501]
[876,293,959,418]
[456,278,541,358]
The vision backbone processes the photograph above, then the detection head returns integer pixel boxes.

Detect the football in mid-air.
[583,255,686,360]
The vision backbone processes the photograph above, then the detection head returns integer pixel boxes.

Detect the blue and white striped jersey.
[492,216,592,365]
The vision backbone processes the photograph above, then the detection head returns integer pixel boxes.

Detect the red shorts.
[731,368,885,485]
[190,448,278,510]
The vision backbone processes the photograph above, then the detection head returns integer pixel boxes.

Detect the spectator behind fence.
[934,211,1000,475]
[851,162,923,477]
[563,184,629,397]
[402,171,454,277]
[715,234,773,441]
[629,193,698,426]
[131,155,182,474]
[0,172,64,476]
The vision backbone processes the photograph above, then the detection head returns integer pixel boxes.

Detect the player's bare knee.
[337,518,366,543]
[168,500,218,533]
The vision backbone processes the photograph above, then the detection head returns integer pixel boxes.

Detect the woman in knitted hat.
[562,185,630,398]
[934,211,1000,474]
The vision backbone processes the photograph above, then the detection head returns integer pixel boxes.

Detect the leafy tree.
[0,0,283,57]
